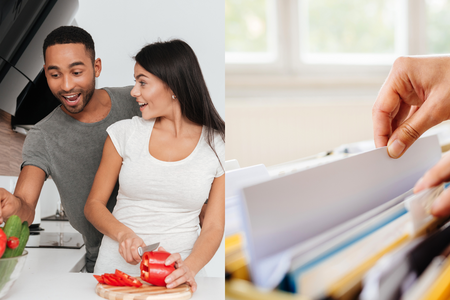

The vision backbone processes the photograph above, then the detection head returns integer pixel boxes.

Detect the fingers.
[414,153,450,193]
[372,88,399,148]
[0,188,14,224]
[119,236,145,265]
[189,280,198,293]
[387,100,442,158]
[165,252,181,266]
[431,188,450,217]
[165,266,187,287]
[165,263,197,292]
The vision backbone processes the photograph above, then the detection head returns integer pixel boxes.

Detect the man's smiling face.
[44,43,100,115]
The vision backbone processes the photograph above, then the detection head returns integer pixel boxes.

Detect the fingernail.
[165,277,172,284]
[388,139,405,158]
[165,261,172,266]
[167,283,173,288]
[192,286,197,293]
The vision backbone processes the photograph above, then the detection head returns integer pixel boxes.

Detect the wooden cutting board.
[95,279,192,300]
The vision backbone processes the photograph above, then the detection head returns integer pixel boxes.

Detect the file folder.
[238,135,442,289]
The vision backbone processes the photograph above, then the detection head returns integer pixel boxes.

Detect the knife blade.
[138,242,160,257]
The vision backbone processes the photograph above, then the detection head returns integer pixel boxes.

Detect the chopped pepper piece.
[94,270,143,288]
[140,250,175,286]
[93,275,105,284]
[115,269,142,287]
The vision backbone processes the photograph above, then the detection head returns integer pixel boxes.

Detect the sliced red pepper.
[140,251,175,286]
[93,275,105,284]
[94,270,143,288]
[103,273,122,286]
[115,269,143,287]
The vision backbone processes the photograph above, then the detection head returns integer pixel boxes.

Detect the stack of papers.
[225,135,450,300]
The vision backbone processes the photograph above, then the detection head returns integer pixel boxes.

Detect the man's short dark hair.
[43,26,95,63]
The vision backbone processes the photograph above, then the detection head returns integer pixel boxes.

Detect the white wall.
[74,0,225,118]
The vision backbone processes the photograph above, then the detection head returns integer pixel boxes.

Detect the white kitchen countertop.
[2,221,224,300]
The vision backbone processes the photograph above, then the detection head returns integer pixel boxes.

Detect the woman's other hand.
[158,246,197,293]
[117,231,145,265]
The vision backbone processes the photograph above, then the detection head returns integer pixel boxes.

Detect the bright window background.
[306,0,396,54]
[426,0,450,54]
[225,0,450,169]
[225,0,277,63]
[301,0,401,64]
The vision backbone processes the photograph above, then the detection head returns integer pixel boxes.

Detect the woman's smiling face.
[131,63,174,120]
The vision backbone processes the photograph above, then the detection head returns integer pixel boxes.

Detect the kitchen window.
[225,0,277,64]
[226,0,450,76]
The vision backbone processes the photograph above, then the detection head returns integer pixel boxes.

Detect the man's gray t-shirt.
[21,86,139,272]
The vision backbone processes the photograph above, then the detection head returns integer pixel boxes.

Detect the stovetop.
[26,231,84,249]
[41,214,69,221]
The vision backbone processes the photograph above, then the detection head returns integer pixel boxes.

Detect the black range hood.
[0,0,79,130]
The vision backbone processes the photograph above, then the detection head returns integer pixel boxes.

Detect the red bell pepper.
[140,250,175,286]
[0,228,6,257]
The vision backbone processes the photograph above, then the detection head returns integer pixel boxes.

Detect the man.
[372,55,450,218]
[0,26,139,272]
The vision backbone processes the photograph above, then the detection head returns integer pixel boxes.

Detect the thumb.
[387,102,441,158]
[431,188,450,217]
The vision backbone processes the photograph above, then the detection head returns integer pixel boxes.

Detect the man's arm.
[0,165,46,224]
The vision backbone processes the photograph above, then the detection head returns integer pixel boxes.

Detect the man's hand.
[372,56,450,158]
[0,188,22,224]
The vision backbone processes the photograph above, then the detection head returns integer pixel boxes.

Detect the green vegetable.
[11,221,29,257]
[0,216,30,293]
[2,215,23,258]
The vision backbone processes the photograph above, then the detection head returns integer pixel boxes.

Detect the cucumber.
[2,215,21,239]
[2,215,23,258]
[11,221,29,257]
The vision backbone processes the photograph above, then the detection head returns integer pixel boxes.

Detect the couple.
[0,26,224,292]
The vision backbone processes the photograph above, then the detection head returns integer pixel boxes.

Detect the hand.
[117,231,145,265]
[372,55,450,158]
[0,188,22,224]
[159,246,197,293]
[414,152,450,217]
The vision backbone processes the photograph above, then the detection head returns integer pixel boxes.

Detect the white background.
[75,0,225,118]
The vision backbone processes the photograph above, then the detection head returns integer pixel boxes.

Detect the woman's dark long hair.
[134,39,225,167]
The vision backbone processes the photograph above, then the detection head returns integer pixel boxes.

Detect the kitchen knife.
[138,242,160,257]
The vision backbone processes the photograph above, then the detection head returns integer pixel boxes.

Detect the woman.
[84,39,225,292]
